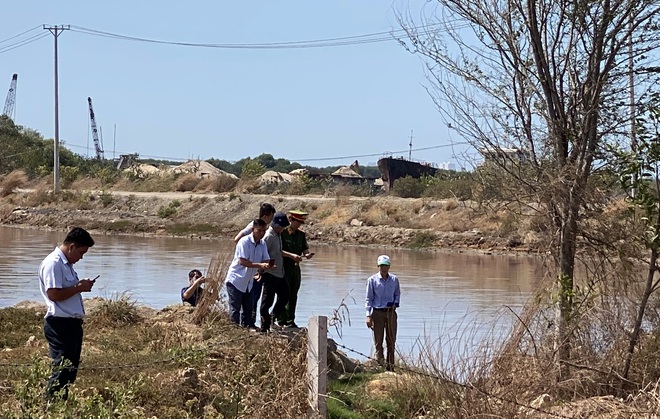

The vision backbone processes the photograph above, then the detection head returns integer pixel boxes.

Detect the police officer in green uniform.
[276,210,314,328]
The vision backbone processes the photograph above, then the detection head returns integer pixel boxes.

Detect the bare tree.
[397,0,660,379]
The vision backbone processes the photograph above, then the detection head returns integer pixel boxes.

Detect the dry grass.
[174,173,201,192]
[0,298,309,417]
[69,176,103,191]
[193,175,238,193]
[113,173,179,192]
[87,292,142,327]
[444,198,459,211]
[0,170,27,197]
[193,249,232,324]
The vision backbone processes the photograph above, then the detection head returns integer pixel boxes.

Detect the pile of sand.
[172,160,237,179]
[260,170,292,185]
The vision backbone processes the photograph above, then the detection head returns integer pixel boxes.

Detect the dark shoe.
[287,322,299,329]
[259,327,269,334]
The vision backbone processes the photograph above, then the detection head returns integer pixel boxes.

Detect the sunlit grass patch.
[327,372,399,418]
[87,292,141,328]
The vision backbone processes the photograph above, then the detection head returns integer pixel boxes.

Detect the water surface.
[0,226,542,361]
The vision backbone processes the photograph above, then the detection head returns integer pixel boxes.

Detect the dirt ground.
[0,189,542,254]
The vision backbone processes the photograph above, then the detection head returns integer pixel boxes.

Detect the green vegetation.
[0,115,116,181]
[327,373,399,419]
[157,200,181,218]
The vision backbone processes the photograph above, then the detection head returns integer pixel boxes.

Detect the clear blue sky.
[1,1,471,168]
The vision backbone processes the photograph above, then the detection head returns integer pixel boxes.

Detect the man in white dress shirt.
[39,227,96,400]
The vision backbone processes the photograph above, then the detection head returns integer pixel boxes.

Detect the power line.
[0,21,470,56]
[68,23,466,50]
[0,32,49,54]
[0,25,41,44]
[69,25,397,49]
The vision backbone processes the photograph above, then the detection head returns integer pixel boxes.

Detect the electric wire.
[0,25,41,45]
[0,20,470,56]
[68,22,469,50]
[70,25,397,49]
[0,32,49,54]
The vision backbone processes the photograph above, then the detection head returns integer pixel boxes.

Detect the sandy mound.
[172,160,237,179]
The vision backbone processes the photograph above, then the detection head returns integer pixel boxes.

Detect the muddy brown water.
[0,226,543,361]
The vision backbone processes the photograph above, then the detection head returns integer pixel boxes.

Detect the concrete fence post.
[307,315,327,418]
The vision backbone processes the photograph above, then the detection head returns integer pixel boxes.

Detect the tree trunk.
[555,199,579,380]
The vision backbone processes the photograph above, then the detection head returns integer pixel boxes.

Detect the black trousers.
[260,272,289,330]
[43,316,84,399]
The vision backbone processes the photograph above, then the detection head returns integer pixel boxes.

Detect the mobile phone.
[92,275,100,281]
[307,252,315,257]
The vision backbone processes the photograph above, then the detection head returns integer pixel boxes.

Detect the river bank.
[0,188,543,255]
[2,298,655,418]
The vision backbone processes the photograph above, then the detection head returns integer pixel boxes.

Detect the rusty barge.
[377,156,438,192]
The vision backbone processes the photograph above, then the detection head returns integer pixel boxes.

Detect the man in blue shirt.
[39,227,96,400]
[365,254,401,371]
[181,269,205,307]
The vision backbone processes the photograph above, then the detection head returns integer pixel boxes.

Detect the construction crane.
[2,73,18,120]
[87,97,104,159]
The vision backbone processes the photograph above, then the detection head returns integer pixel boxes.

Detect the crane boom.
[87,97,104,159]
[2,73,18,120]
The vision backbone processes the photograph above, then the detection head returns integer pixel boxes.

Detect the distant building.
[438,162,456,171]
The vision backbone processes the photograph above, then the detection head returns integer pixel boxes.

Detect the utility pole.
[408,130,413,161]
[43,25,69,193]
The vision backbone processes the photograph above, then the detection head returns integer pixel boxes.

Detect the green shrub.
[158,205,176,218]
[100,191,113,207]
[392,176,425,198]
[60,165,80,189]
[240,159,266,179]
[157,200,181,218]
[95,166,119,186]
